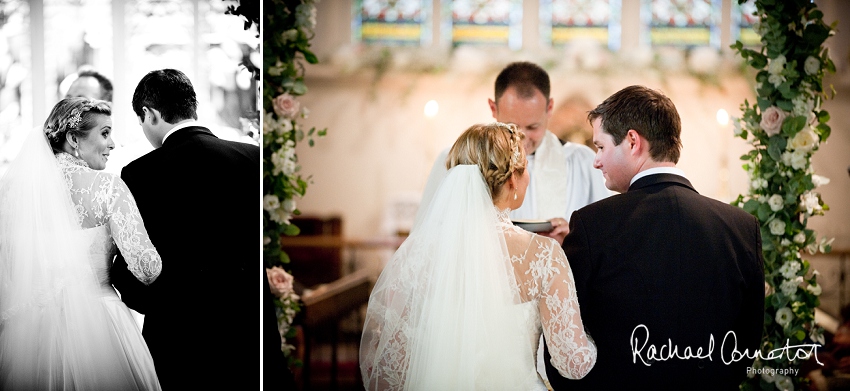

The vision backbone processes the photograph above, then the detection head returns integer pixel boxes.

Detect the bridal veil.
[0,126,141,389]
[360,165,539,390]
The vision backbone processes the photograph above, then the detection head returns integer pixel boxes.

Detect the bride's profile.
[360,123,597,390]
[0,97,161,389]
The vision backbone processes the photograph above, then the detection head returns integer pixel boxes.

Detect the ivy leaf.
[817,110,830,123]
[283,223,301,236]
[816,123,831,141]
[303,49,319,64]
[750,52,768,69]
[743,199,761,214]
[279,250,291,264]
[757,202,772,222]
[767,136,785,161]
[781,115,806,137]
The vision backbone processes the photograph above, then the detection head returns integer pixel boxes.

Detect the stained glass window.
[448,0,521,49]
[646,0,720,47]
[734,0,760,47]
[543,0,617,49]
[354,0,430,45]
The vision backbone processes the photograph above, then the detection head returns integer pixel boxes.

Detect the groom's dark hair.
[132,69,198,123]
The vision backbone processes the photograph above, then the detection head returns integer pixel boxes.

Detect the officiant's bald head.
[65,70,113,103]
[488,62,554,155]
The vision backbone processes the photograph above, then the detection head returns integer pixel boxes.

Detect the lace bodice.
[495,208,597,380]
[56,153,161,285]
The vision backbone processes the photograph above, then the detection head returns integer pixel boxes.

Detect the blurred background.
[0,0,260,177]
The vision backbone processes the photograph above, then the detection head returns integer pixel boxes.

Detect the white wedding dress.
[360,165,596,390]
[0,127,161,390]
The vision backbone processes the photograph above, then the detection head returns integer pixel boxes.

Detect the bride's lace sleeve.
[99,174,162,285]
[537,236,597,379]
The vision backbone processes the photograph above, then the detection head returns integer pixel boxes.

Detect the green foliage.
[262,0,327,363]
[731,1,836,389]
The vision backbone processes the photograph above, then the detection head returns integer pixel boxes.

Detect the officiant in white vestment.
[420,61,609,233]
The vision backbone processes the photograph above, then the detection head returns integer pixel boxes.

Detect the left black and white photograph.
[0,0,260,389]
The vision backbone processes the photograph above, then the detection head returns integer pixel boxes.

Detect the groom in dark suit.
[544,85,764,390]
[111,69,259,389]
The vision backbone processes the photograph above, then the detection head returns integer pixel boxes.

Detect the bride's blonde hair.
[43,97,111,154]
[446,122,526,199]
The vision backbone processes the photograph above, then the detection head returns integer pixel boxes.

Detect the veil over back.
[0,126,142,389]
[360,165,538,390]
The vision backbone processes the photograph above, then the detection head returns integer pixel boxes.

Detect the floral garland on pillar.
[262,0,324,362]
[731,1,836,389]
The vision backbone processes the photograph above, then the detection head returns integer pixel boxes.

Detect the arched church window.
[541,0,620,50]
[353,0,431,46]
[645,0,721,47]
[447,0,522,49]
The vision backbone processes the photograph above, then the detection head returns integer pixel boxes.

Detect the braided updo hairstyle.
[446,122,527,200]
[43,97,111,154]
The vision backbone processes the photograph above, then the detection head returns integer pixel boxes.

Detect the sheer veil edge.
[0,126,140,389]
[360,165,537,390]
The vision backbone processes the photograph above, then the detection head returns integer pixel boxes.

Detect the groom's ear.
[143,107,161,125]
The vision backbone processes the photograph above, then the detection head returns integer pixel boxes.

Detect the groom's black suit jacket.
[545,174,764,391]
[111,126,259,390]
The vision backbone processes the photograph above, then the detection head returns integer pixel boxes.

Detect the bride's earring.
[513,191,517,201]
[74,146,80,158]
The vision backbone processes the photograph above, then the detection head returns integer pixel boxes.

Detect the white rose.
[768,55,786,75]
[775,374,794,391]
[791,95,814,117]
[794,232,806,244]
[263,194,280,212]
[768,73,786,87]
[780,279,798,296]
[812,175,830,188]
[278,119,293,135]
[281,29,298,43]
[768,194,784,212]
[789,128,819,152]
[807,283,822,296]
[282,199,297,213]
[800,192,821,215]
[761,366,776,382]
[790,150,808,170]
[804,56,820,75]
[775,307,794,327]
[769,218,786,236]
[779,261,801,279]
[781,238,792,246]
[781,152,793,166]
[263,236,271,245]
[760,106,787,136]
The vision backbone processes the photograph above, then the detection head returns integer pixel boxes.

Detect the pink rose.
[273,93,300,119]
[266,266,294,297]
[760,106,787,137]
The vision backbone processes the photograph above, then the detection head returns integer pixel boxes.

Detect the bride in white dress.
[0,97,161,390]
[360,123,597,390]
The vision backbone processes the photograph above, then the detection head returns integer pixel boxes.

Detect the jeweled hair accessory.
[45,101,93,142]
[67,109,82,130]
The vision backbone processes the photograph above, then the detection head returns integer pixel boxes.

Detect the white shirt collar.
[630,167,687,187]
[161,120,205,145]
